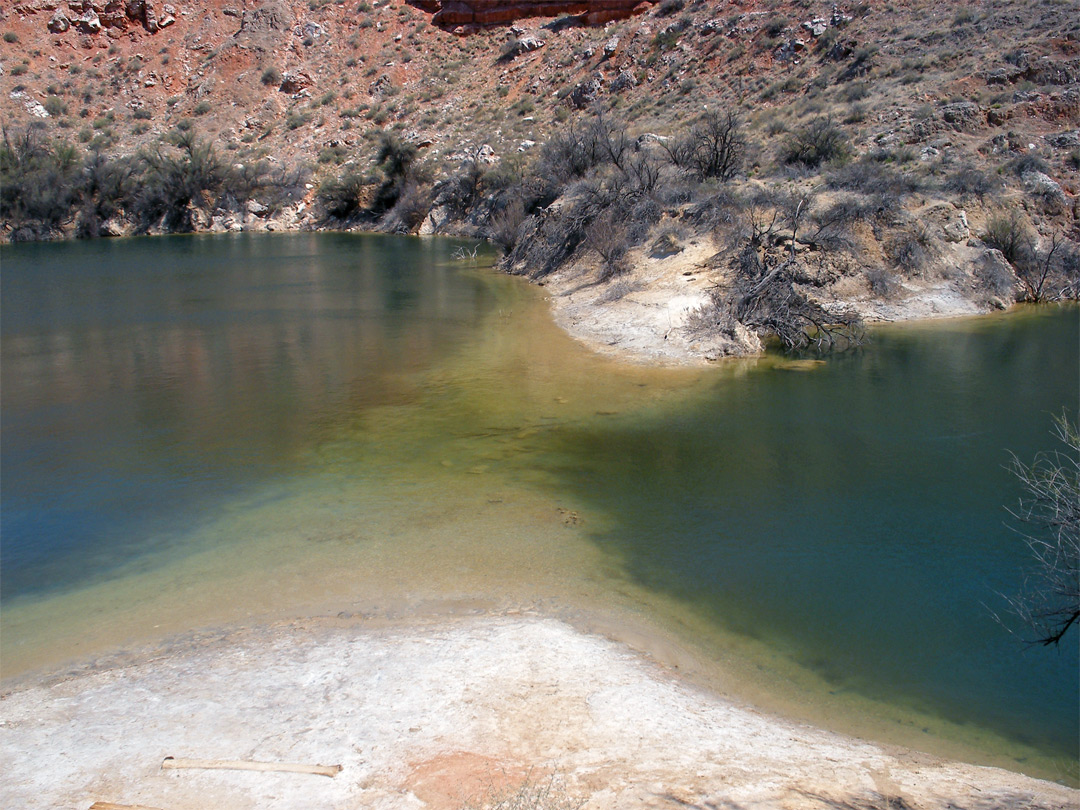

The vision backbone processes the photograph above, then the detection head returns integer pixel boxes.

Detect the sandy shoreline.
[3,236,1075,806]
[532,234,1008,367]
[1,612,1075,810]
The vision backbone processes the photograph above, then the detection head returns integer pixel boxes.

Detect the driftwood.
[90,803,168,810]
[161,756,342,777]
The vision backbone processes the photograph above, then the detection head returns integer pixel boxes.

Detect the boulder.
[922,203,970,244]
[1022,170,1069,212]
[48,10,71,31]
[405,0,657,29]
[610,69,637,93]
[567,73,603,108]
[1045,130,1080,149]
[74,9,103,32]
[941,101,981,132]
[280,70,313,93]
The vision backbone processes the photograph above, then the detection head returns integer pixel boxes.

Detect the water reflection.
[1,233,492,598]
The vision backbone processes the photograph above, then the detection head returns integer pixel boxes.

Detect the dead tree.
[725,252,863,352]
[1005,414,1080,646]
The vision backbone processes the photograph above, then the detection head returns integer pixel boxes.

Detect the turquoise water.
[543,311,1080,767]
[1,233,1077,782]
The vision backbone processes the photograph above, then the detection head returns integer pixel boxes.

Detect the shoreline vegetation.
[3,110,1077,364]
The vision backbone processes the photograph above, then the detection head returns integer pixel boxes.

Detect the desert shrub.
[487,197,527,251]
[827,160,894,193]
[286,109,312,129]
[261,66,282,86]
[1013,233,1080,302]
[982,211,1032,265]
[657,0,685,16]
[44,96,68,117]
[4,32,19,43]
[1008,153,1049,176]
[806,197,869,251]
[537,116,628,186]
[318,170,372,220]
[440,158,486,218]
[944,164,995,198]
[625,196,662,244]
[74,151,135,238]
[597,277,639,303]
[763,16,788,37]
[623,151,663,195]
[370,131,421,212]
[838,46,876,81]
[866,267,899,298]
[839,81,871,102]
[782,118,850,167]
[0,130,88,239]
[887,222,936,274]
[133,132,228,232]
[193,100,212,115]
[381,180,432,233]
[660,110,745,182]
[586,211,631,279]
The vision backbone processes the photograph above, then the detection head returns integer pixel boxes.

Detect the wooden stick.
[89,803,168,810]
[161,756,342,778]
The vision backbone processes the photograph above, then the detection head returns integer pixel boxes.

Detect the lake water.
[1,233,1077,784]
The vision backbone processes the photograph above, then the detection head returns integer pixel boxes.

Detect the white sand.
[1,613,1074,810]
[538,237,997,366]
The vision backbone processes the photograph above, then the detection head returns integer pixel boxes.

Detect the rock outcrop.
[406,0,656,29]
[14,0,174,34]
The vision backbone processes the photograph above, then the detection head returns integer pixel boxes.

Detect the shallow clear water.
[1,233,1077,783]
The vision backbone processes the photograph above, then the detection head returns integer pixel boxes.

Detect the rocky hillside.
[3,0,1077,188]
[2,0,1078,358]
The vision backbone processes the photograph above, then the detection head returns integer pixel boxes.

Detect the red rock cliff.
[406,0,657,28]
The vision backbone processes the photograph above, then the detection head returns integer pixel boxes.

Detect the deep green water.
[1,233,1077,782]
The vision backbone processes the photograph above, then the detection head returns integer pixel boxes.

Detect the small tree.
[660,111,745,182]
[1005,414,1080,646]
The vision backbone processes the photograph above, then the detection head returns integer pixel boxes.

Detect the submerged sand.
[1,613,1075,810]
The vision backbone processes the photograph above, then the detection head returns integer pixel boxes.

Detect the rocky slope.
[406,0,658,29]
[3,0,1076,192]
[2,0,1078,361]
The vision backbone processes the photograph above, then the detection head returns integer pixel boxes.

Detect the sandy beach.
[1,612,1076,810]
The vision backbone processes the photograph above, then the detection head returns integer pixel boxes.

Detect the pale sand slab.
[539,238,996,367]
[1,615,1074,810]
